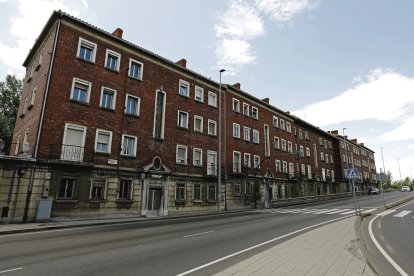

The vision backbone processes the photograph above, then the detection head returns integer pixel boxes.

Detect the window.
[58,177,77,199]
[177,110,189,129]
[300,145,304,157]
[95,129,112,153]
[273,116,279,128]
[179,79,189,97]
[125,94,140,116]
[280,119,285,130]
[287,141,293,153]
[233,123,240,138]
[193,183,201,201]
[128,59,143,80]
[77,38,97,62]
[243,127,250,141]
[233,151,241,173]
[274,137,280,149]
[328,142,332,149]
[61,123,86,162]
[23,128,29,146]
[320,152,325,161]
[253,155,260,169]
[121,135,137,157]
[14,135,21,155]
[275,160,281,172]
[208,91,217,107]
[195,86,204,102]
[245,182,253,196]
[324,140,327,148]
[70,78,91,104]
[281,139,287,151]
[207,151,217,175]
[100,87,117,110]
[193,148,202,166]
[244,153,251,168]
[208,184,216,201]
[243,103,249,116]
[305,131,309,140]
[319,138,323,146]
[153,90,166,139]
[232,98,240,112]
[30,86,37,107]
[307,165,312,179]
[208,120,217,136]
[282,161,288,173]
[286,122,292,133]
[22,97,28,114]
[194,116,203,133]
[264,124,270,156]
[37,48,44,69]
[176,183,186,201]
[306,147,311,157]
[118,179,133,200]
[105,49,121,71]
[234,182,241,196]
[253,129,259,144]
[299,129,303,139]
[176,144,188,164]
[90,179,106,201]
[301,164,306,175]
[252,106,258,120]
[325,154,329,163]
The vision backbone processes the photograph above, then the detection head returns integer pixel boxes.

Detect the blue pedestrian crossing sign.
[346,168,359,179]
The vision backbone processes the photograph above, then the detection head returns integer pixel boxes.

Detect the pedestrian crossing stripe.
[393,210,412,217]
[258,207,377,215]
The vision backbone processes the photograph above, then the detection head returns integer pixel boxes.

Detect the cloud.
[293,69,414,128]
[256,0,317,23]
[213,0,314,75]
[0,0,81,79]
[381,116,414,142]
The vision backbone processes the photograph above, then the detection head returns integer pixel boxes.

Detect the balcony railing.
[207,163,217,176]
[49,144,93,163]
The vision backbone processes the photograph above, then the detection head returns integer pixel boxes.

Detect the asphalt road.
[0,191,411,276]
[360,192,414,276]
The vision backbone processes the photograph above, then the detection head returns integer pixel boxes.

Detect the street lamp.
[380,147,386,207]
[398,157,402,181]
[218,69,225,213]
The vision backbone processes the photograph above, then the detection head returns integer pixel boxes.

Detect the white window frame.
[194,115,203,133]
[243,126,250,141]
[193,148,203,166]
[280,119,285,130]
[253,129,259,144]
[273,116,279,128]
[243,103,249,116]
[286,122,292,133]
[274,137,280,149]
[233,151,242,173]
[254,155,260,169]
[153,89,166,139]
[208,119,217,136]
[306,147,311,157]
[61,123,87,161]
[207,150,217,175]
[89,179,107,201]
[118,179,133,200]
[176,144,188,164]
[193,183,202,202]
[233,123,240,138]
[175,182,186,201]
[195,86,204,102]
[281,139,287,151]
[179,79,190,97]
[128,58,144,80]
[232,98,240,112]
[252,106,258,120]
[244,153,251,168]
[234,182,241,196]
[121,134,137,157]
[208,91,217,107]
[94,129,112,154]
[287,141,293,153]
[70,78,91,104]
[100,86,117,110]
[275,159,281,172]
[105,49,121,72]
[177,110,189,129]
[125,94,140,116]
[77,37,97,63]
[30,86,37,107]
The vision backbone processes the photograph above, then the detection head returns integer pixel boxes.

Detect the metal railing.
[48,144,93,163]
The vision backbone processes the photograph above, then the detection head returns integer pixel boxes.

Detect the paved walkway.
[214,217,375,276]
[0,214,376,276]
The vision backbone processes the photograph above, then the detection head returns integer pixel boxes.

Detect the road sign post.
[346,168,359,216]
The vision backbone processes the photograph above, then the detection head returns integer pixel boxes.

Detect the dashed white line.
[394,210,412,218]
[272,217,287,221]
[135,226,170,232]
[183,231,215,238]
[326,209,351,214]
[0,268,23,274]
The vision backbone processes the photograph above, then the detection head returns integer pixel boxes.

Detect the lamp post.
[343,128,358,216]
[218,69,225,213]
[397,157,402,181]
[380,147,386,207]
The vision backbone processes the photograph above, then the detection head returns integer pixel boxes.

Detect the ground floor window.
[119,179,133,200]
[58,177,77,199]
[234,182,241,196]
[208,184,216,201]
[90,179,106,201]
[193,183,202,201]
[176,183,186,201]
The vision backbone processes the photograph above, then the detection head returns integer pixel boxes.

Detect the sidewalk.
[0,214,376,276]
[214,216,375,276]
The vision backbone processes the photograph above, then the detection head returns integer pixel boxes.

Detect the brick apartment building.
[6,11,377,220]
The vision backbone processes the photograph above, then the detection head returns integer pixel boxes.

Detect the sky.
[1,0,414,182]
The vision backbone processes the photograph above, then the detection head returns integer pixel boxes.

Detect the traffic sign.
[346,168,359,179]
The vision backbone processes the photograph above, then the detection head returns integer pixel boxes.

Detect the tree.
[0,74,22,154]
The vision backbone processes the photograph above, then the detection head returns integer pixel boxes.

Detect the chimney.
[262,98,269,104]
[232,83,241,90]
[351,139,358,143]
[176,59,187,68]
[112,28,123,39]
[331,130,338,135]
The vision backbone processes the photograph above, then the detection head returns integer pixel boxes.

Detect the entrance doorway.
[147,188,162,217]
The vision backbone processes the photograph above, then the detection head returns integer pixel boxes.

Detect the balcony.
[48,144,94,163]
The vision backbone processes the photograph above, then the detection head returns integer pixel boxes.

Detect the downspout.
[34,15,62,158]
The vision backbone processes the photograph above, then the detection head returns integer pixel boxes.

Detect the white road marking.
[0,268,23,274]
[361,208,377,214]
[368,215,409,276]
[314,209,339,214]
[136,226,170,232]
[272,217,287,221]
[339,209,358,215]
[325,209,351,214]
[393,210,412,218]
[183,231,215,238]
[176,215,353,276]
[377,209,396,217]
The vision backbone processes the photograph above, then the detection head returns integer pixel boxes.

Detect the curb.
[385,195,414,209]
